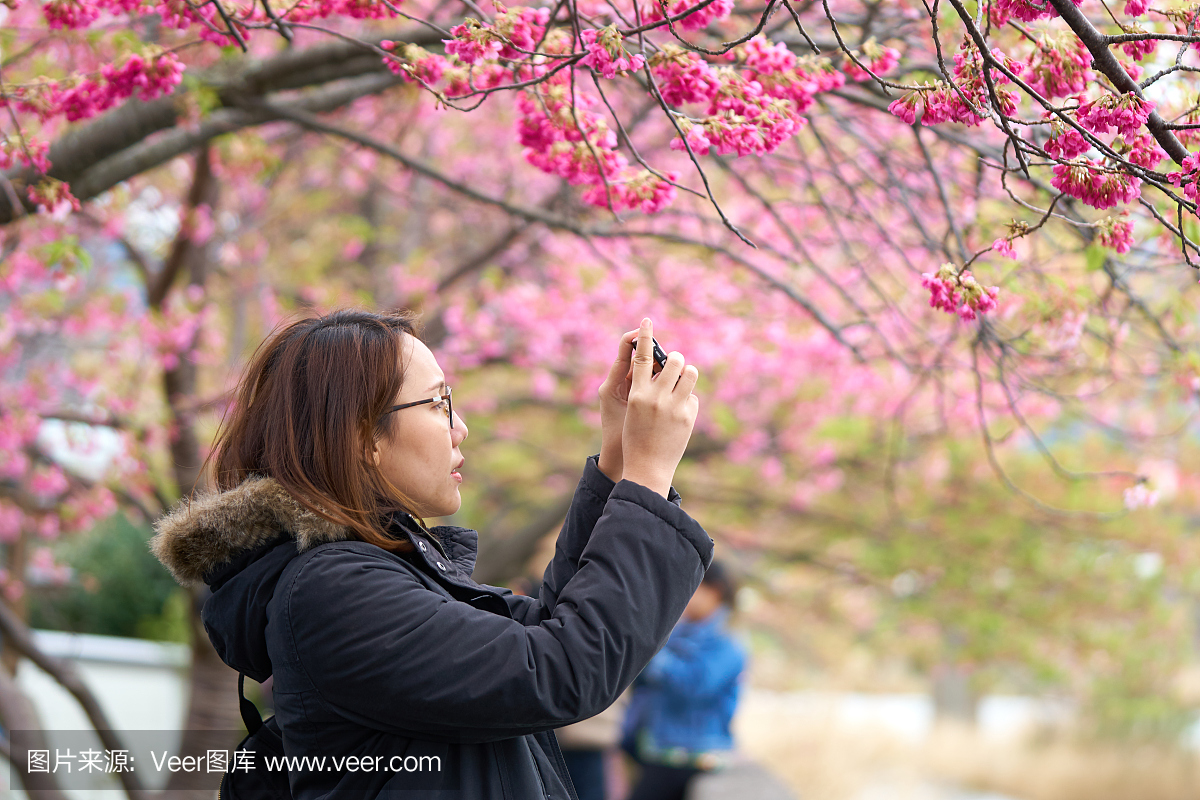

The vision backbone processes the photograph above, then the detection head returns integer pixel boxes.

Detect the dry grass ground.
[733,692,1200,800]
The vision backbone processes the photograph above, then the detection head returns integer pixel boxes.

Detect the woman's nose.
[452,412,468,444]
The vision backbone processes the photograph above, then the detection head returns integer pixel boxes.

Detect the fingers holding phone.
[622,318,700,498]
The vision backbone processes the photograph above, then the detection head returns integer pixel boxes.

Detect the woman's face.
[373,334,468,519]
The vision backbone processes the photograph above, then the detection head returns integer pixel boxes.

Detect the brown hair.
[209,308,425,554]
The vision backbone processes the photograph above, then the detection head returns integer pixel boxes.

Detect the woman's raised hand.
[596,326,640,483]
[619,318,700,498]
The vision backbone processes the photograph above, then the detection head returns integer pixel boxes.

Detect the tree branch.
[1046,0,1189,165]
[0,600,151,800]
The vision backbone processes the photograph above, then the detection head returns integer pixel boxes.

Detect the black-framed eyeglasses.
[380,387,453,430]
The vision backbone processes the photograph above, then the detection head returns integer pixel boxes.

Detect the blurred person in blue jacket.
[621,560,746,800]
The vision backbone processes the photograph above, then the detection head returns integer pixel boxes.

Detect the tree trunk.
[152,148,244,794]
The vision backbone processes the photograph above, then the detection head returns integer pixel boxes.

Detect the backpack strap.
[238,672,264,735]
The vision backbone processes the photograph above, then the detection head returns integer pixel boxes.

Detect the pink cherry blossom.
[992,238,1018,259]
[495,5,551,60]
[1044,122,1090,159]
[1024,34,1092,99]
[1123,483,1159,510]
[651,47,721,106]
[647,0,736,32]
[43,0,101,29]
[889,92,922,125]
[843,39,901,82]
[992,0,1082,23]
[1077,92,1154,138]
[1123,133,1164,169]
[1120,30,1157,61]
[1052,160,1142,209]
[580,27,646,80]
[922,264,1000,321]
[1098,214,1135,253]
[381,42,448,84]
[444,19,504,64]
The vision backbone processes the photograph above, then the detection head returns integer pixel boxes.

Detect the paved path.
[686,760,1021,800]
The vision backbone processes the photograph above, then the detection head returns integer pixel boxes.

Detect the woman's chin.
[431,492,462,519]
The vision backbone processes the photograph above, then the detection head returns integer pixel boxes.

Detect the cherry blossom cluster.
[517,75,675,214]
[444,63,510,99]
[1076,92,1155,139]
[843,38,902,82]
[381,41,448,84]
[1120,133,1164,169]
[42,0,142,30]
[992,237,1018,259]
[517,77,619,180]
[651,46,723,106]
[644,0,737,32]
[921,263,1000,322]
[0,138,50,173]
[443,5,552,65]
[581,169,679,214]
[580,26,646,79]
[28,179,81,217]
[990,0,1083,25]
[494,4,552,59]
[889,43,1020,127]
[1023,33,1092,100]
[1165,151,1200,204]
[671,107,798,157]
[648,37,850,157]
[445,18,506,64]
[1043,119,1090,159]
[1123,482,1159,510]
[1097,214,1135,253]
[1051,160,1142,209]
[1119,25,1158,61]
[736,36,847,112]
[56,51,186,123]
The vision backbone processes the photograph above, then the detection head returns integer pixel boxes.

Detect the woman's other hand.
[597,326,640,482]
[620,318,699,498]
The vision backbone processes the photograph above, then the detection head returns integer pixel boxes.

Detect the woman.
[621,561,745,800]
[150,309,712,800]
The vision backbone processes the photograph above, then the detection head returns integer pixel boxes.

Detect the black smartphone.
[650,337,668,373]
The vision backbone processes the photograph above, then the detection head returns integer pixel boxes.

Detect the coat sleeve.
[283,478,714,744]
[503,455,683,626]
[639,635,746,702]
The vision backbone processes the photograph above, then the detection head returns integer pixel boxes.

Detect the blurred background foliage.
[29,513,190,644]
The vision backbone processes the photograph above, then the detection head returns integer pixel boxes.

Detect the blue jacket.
[625,606,745,762]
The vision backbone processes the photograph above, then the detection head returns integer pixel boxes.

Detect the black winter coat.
[150,456,714,800]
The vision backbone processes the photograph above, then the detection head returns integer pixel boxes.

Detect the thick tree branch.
[0,29,441,224]
[1046,0,1189,165]
[7,73,405,222]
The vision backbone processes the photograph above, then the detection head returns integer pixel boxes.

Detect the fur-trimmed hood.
[150,476,357,588]
[149,475,481,681]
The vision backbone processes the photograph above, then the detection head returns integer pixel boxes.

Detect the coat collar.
[150,475,479,587]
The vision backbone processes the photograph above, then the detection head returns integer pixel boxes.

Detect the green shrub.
[28,513,190,643]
